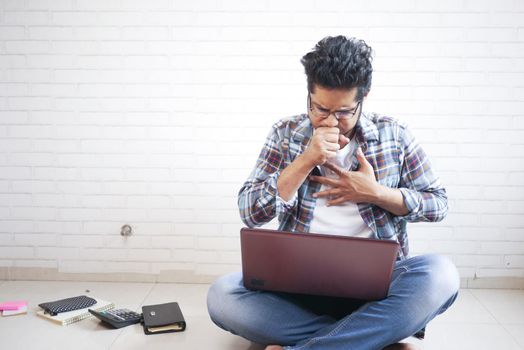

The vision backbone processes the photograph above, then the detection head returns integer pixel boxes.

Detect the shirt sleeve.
[397,124,448,222]
[237,124,298,227]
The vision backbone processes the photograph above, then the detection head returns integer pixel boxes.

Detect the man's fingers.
[313,188,342,198]
[357,147,371,166]
[326,196,350,206]
[324,150,338,160]
[322,161,346,176]
[324,133,340,143]
[314,127,340,139]
[309,175,340,187]
[339,134,350,149]
[315,126,340,134]
[356,147,375,175]
[324,140,340,151]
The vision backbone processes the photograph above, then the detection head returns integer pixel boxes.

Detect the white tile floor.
[0,280,523,350]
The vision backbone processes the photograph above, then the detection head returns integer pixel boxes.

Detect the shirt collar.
[290,114,313,144]
[354,112,379,144]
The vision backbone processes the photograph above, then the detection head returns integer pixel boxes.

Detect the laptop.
[240,227,399,301]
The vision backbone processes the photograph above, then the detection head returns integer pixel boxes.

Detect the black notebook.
[142,302,186,335]
[39,295,97,316]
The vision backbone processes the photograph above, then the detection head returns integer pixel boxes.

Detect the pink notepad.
[0,300,28,311]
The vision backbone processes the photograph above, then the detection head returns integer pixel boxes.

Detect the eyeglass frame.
[307,93,363,120]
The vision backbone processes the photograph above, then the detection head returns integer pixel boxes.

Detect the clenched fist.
[303,127,350,166]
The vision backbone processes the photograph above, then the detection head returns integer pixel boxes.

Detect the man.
[207,36,459,350]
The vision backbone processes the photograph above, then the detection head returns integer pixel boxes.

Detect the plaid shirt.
[238,112,448,260]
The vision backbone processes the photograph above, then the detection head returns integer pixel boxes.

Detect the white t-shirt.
[309,138,374,238]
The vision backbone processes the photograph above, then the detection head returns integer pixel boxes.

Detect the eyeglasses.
[308,94,362,120]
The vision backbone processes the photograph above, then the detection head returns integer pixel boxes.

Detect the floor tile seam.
[468,289,504,326]
[454,290,524,347]
[499,323,524,350]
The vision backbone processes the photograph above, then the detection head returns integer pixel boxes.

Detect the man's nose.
[321,113,339,128]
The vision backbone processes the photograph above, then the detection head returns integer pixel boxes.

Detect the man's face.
[308,85,364,137]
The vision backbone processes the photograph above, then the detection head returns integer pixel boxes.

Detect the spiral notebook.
[37,297,114,326]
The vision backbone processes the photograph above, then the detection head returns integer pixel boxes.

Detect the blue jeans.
[207,254,460,350]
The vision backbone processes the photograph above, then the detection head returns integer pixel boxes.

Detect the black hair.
[301,35,373,101]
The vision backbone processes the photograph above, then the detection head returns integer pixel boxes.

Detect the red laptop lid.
[240,227,399,300]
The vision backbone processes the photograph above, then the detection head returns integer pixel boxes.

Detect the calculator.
[89,308,143,329]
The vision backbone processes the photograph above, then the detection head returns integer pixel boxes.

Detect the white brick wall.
[1,0,523,285]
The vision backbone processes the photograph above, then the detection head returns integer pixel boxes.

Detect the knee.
[206,271,242,327]
[422,254,460,302]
